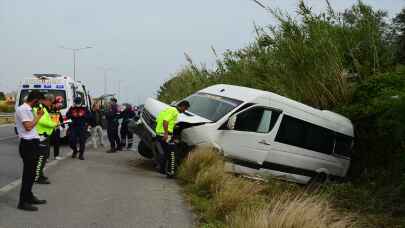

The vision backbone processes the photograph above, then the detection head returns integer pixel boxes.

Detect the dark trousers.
[51,128,60,157]
[36,137,50,181]
[156,137,177,176]
[107,124,121,150]
[120,124,133,148]
[19,139,39,204]
[69,127,86,155]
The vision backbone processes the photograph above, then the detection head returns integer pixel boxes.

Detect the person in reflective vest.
[155,100,190,178]
[49,96,65,160]
[33,93,58,184]
[66,97,91,160]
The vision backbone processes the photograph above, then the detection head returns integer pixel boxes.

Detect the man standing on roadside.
[155,101,190,178]
[15,91,47,211]
[106,98,122,153]
[90,103,105,149]
[66,97,91,160]
[120,103,135,150]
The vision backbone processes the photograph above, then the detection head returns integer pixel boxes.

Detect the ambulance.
[15,74,92,138]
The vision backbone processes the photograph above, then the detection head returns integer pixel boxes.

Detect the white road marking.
[0,179,21,195]
[0,131,109,195]
[0,152,69,196]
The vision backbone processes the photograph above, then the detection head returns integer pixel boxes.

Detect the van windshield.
[184,93,243,122]
[19,89,67,109]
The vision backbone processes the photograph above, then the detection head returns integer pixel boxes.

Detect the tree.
[393,8,405,64]
[0,92,5,101]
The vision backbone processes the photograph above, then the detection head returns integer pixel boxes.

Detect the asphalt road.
[0,125,22,188]
[0,125,70,188]
[0,125,194,227]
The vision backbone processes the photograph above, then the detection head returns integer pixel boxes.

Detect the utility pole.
[60,46,92,80]
[99,67,113,95]
[117,80,122,100]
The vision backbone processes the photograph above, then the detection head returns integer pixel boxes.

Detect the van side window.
[275,115,335,155]
[234,107,281,133]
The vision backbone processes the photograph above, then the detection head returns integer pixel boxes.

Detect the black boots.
[35,176,51,185]
[106,148,116,153]
[29,196,47,205]
[72,151,85,160]
[18,202,38,211]
[18,196,47,211]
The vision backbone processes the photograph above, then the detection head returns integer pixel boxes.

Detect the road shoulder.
[0,148,194,228]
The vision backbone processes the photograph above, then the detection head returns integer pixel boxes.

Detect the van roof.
[200,84,268,101]
[199,84,353,136]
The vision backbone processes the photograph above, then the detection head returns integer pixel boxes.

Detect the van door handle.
[258,140,271,145]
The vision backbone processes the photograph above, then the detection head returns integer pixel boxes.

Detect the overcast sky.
[0,0,403,103]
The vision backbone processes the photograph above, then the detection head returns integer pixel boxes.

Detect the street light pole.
[60,46,92,80]
[118,80,122,100]
[104,71,107,94]
[99,67,113,95]
[73,51,76,80]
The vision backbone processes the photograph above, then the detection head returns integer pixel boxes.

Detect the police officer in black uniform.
[66,97,91,160]
[106,98,122,153]
[120,104,135,150]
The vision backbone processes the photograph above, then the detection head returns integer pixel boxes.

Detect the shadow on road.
[127,158,156,172]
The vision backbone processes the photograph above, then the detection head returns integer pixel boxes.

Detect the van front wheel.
[138,140,153,159]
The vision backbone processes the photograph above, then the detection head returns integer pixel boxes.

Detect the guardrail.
[0,113,13,117]
[0,113,14,124]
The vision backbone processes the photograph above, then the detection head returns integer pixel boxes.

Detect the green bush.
[0,102,14,113]
[158,1,392,110]
[337,68,405,180]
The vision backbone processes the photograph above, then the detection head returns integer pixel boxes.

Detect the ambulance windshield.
[19,89,67,109]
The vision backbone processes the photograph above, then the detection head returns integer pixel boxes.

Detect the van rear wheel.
[309,172,328,185]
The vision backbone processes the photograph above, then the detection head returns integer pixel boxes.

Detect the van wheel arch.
[309,172,329,185]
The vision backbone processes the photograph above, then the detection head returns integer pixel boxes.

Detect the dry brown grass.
[209,175,265,219]
[194,158,226,194]
[177,147,358,227]
[177,146,222,183]
[228,193,355,228]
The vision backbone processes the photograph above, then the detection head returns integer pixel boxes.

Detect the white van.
[135,84,354,184]
[15,74,92,138]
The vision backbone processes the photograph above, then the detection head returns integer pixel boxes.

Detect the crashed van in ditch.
[135,84,354,184]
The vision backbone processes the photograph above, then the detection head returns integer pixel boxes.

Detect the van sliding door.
[219,106,281,165]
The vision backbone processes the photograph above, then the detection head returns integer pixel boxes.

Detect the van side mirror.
[170,101,177,106]
[227,115,237,130]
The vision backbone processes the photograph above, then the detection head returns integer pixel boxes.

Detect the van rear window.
[19,89,67,109]
[275,115,353,157]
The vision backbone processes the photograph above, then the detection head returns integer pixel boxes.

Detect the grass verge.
[177,147,404,228]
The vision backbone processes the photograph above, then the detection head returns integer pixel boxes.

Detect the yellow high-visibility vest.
[155,107,179,136]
